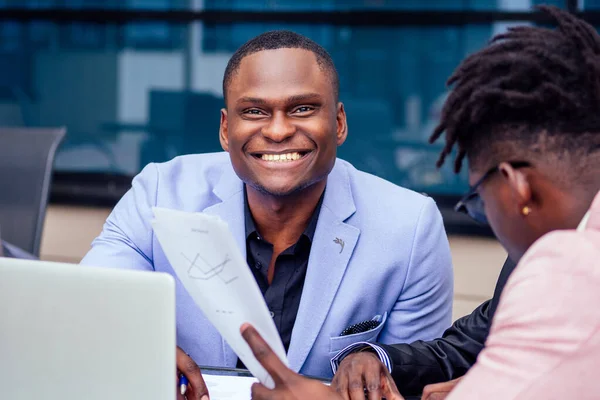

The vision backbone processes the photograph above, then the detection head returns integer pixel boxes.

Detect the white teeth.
[261,152,303,162]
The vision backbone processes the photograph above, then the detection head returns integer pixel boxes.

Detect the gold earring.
[522,206,531,216]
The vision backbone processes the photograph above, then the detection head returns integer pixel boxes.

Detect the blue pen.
[179,374,189,395]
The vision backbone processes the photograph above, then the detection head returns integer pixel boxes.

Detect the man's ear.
[499,162,533,215]
[219,108,229,152]
[336,102,348,146]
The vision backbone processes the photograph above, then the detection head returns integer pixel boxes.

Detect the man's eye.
[243,109,264,115]
[293,106,314,113]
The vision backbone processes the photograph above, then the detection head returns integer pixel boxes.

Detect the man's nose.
[261,112,296,142]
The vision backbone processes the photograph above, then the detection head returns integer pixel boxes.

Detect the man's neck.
[545,184,599,232]
[246,181,325,251]
[568,186,600,229]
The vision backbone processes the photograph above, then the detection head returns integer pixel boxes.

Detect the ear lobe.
[499,163,532,213]
[336,102,348,146]
[219,108,229,152]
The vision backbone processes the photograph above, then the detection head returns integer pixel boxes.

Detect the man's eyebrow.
[235,93,323,105]
[285,93,323,103]
[236,96,267,105]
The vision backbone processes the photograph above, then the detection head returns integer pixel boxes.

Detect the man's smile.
[249,150,314,166]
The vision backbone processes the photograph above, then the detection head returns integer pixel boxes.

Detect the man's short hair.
[222,30,340,104]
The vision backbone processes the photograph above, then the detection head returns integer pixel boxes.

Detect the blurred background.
[0,0,595,319]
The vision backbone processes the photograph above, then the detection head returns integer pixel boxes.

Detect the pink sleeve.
[446,231,600,400]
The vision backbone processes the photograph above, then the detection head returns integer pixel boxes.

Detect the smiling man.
[81,31,453,398]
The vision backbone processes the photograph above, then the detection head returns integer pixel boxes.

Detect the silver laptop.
[0,258,176,400]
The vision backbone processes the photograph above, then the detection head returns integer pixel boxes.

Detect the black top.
[381,257,518,396]
[237,189,323,368]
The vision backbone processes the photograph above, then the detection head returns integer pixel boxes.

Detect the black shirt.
[242,189,322,354]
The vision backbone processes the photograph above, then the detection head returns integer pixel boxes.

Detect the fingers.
[423,393,449,400]
[334,352,384,400]
[240,323,290,386]
[348,384,366,400]
[333,352,403,400]
[345,352,385,400]
[363,366,381,400]
[422,381,446,396]
[176,347,209,400]
[382,389,405,400]
[380,375,404,400]
[250,382,277,400]
[332,371,351,400]
[422,377,462,400]
[347,371,366,400]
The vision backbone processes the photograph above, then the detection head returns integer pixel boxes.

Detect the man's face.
[220,48,347,197]
[467,163,537,262]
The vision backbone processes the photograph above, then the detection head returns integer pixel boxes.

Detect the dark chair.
[0,127,66,256]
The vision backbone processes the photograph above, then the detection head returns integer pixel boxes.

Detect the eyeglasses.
[455,161,531,225]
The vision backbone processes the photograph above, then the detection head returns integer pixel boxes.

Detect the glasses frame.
[454,161,531,225]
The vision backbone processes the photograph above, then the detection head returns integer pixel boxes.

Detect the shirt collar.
[576,190,600,231]
[244,185,323,243]
[577,211,591,232]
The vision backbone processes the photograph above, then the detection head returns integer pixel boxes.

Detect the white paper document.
[151,207,288,388]
[204,374,258,400]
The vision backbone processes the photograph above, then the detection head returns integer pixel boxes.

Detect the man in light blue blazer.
[81,30,453,392]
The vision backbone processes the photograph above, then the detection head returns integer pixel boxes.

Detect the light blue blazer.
[81,152,453,379]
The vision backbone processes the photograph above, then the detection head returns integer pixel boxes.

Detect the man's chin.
[247,180,314,198]
[252,184,303,198]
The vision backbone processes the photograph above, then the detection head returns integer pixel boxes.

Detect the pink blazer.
[448,191,600,400]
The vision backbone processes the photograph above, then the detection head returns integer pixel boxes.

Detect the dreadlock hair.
[222,30,339,105]
[430,5,600,174]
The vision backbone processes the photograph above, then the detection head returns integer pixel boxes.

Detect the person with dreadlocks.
[237,5,600,400]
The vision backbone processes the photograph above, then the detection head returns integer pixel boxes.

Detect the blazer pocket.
[329,312,388,354]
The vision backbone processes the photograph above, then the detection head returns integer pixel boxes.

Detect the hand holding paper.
[151,207,288,388]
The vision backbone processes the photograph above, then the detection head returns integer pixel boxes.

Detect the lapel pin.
[333,237,345,254]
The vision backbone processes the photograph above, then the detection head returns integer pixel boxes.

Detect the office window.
[580,0,600,8]
[204,0,564,11]
[0,0,569,9]
[0,0,187,8]
[0,21,22,52]
[0,0,582,207]
[0,19,516,195]
[124,0,188,8]
[122,0,186,50]
[55,1,110,50]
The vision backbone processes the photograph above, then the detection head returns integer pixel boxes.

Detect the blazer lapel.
[201,164,245,367]
[202,164,246,258]
[287,160,360,372]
